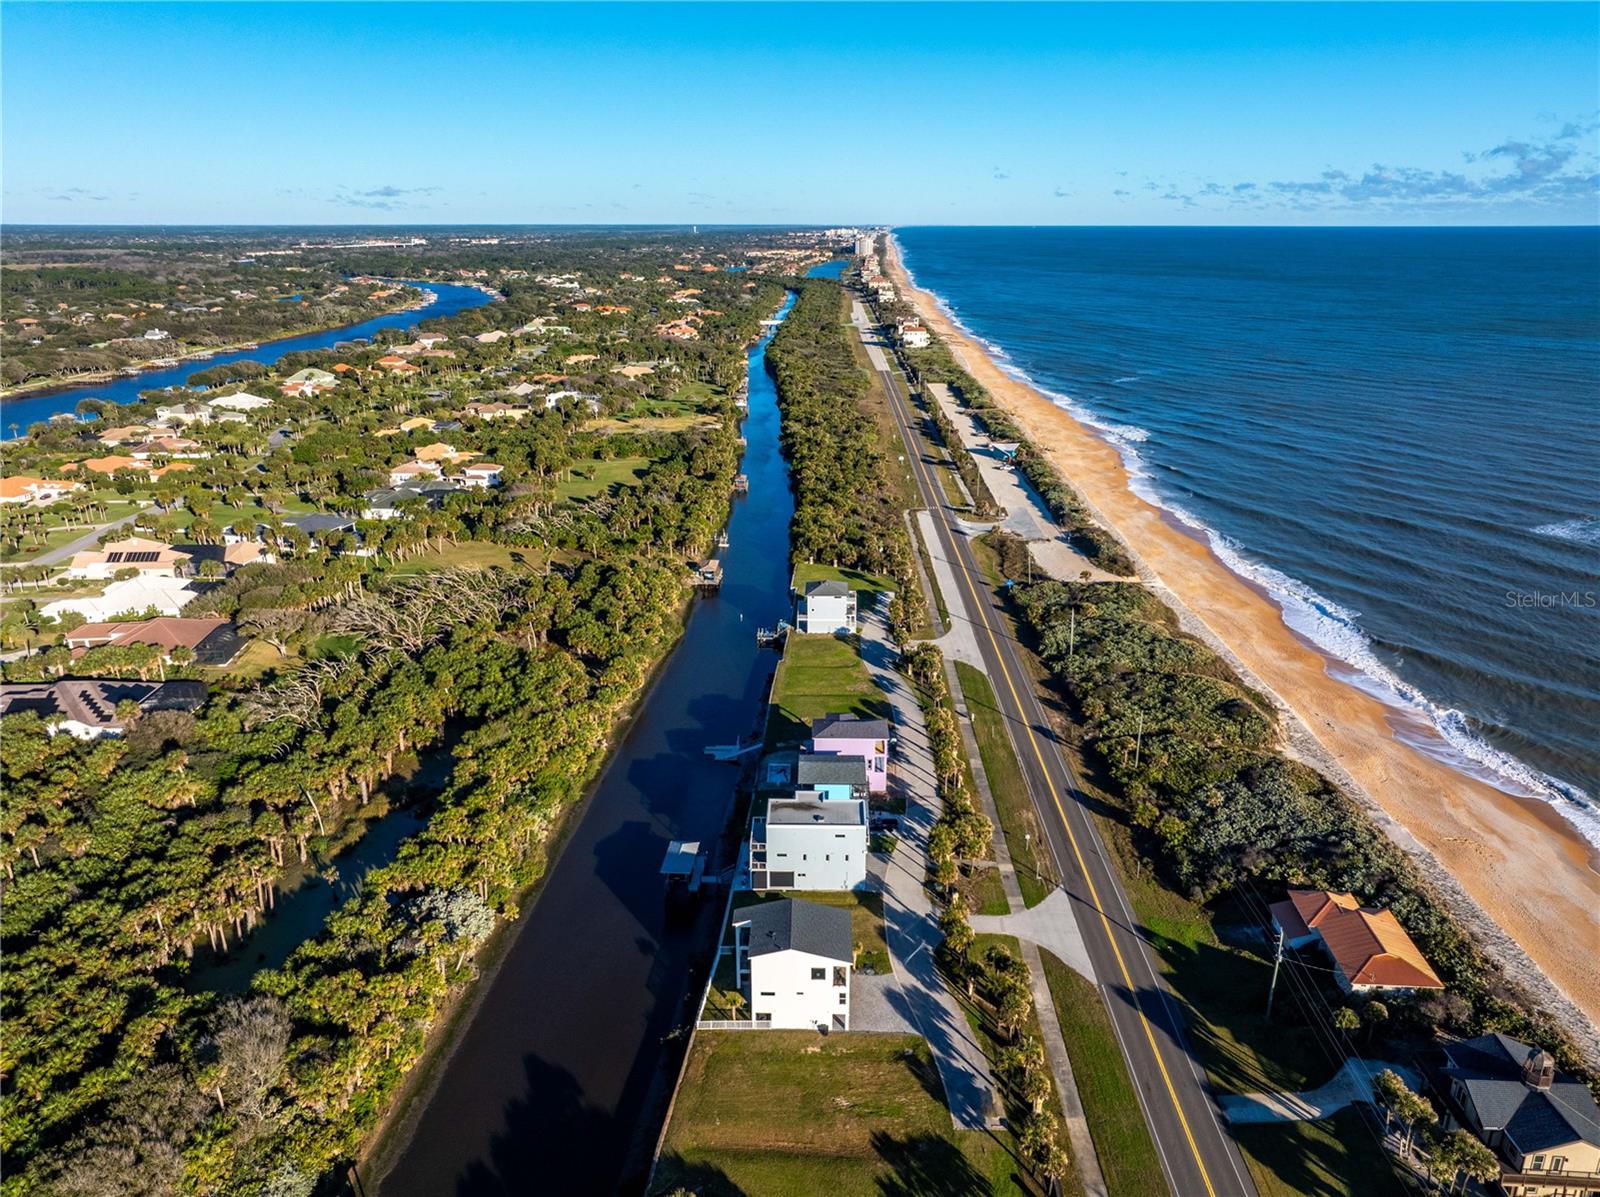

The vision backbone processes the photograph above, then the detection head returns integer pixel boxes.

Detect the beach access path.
[925,381,1125,585]
[854,293,1259,1197]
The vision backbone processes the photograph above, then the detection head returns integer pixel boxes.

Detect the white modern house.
[750,794,867,892]
[795,579,856,635]
[733,898,853,1031]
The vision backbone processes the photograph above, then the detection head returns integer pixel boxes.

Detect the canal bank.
[371,287,802,1197]
[0,280,497,434]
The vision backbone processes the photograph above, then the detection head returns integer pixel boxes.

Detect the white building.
[750,794,867,892]
[733,898,852,1031]
[796,579,856,635]
[208,391,273,411]
[41,575,201,623]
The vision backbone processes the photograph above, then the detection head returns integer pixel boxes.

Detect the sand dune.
[884,235,1600,1059]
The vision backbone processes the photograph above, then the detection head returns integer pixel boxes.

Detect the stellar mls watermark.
[1505,589,1597,609]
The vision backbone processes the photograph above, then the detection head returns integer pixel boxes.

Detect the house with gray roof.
[796,578,856,635]
[794,753,868,800]
[1439,1032,1600,1194]
[732,897,852,1030]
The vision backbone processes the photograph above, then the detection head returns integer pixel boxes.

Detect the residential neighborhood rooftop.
[733,897,851,963]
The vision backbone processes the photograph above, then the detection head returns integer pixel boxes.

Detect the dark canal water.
[375,287,801,1197]
[1,281,496,436]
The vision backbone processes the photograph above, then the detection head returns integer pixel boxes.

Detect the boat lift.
[755,619,790,650]
[661,840,708,895]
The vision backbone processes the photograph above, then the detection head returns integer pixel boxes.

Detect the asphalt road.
[857,307,1259,1197]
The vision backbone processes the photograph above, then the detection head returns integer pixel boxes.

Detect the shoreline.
[883,234,1600,1058]
[0,282,477,404]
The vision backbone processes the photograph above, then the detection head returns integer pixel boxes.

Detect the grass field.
[765,632,887,747]
[584,413,717,434]
[1037,951,1167,1197]
[556,454,651,501]
[955,662,1057,907]
[654,1032,1038,1197]
[790,560,899,599]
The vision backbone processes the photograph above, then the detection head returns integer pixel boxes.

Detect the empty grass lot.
[1037,951,1166,1197]
[555,455,651,501]
[765,632,887,747]
[653,1032,1037,1197]
[955,662,1057,907]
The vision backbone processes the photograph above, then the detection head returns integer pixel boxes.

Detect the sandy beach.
[884,236,1600,1059]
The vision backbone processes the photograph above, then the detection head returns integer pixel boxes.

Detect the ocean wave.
[895,243,1600,848]
[1112,375,1140,384]
[1532,516,1600,546]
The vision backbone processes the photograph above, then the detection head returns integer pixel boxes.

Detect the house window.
[811,968,826,980]
[759,991,775,997]
[834,967,847,986]
[1531,1156,1545,1172]
[1551,1157,1566,1172]
[839,992,847,1005]
[755,1013,771,1023]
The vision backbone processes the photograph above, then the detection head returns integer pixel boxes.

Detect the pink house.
[808,714,889,795]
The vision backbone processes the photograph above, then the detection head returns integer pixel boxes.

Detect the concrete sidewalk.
[970,889,1097,985]
[857,599,1000,1128]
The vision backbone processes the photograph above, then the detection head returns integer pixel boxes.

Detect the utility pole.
[1266,922,1285,1018]
[1068,609,1075,660]
[1133,712,1144,769]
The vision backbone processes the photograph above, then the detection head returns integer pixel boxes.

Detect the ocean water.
[895,226,1600,846]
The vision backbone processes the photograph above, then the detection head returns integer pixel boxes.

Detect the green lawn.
[790,560,898,599]
[654,1032,1037,1197]
[765,632,886,747]
[556,454,651,501]
[955,662,1057,907]
[1037,951,1166,1197]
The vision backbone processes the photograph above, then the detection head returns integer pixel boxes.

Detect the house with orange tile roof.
[68,455,144,476]
[1270,889,1443,993]
[97,424,153,445]
[0,475,82,506]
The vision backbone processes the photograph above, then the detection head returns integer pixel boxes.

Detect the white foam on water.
[1532,516,1600,546]
[894,244,1600,849]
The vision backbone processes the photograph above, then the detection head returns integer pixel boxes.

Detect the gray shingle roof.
[735,898,851,962]
[795,755,867,787]
[811,713,889,741]
[803,579,850,598]
[1443,1033,1600,1153]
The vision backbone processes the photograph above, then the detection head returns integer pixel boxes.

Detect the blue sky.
[3,2,1596,225]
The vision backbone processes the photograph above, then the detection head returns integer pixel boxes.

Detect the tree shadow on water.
[872,1132,995,1197]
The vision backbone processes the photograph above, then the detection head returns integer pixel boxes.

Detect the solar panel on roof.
[126,551,159,562]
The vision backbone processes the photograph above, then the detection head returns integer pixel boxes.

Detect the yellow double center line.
[889,361,1219,1197]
